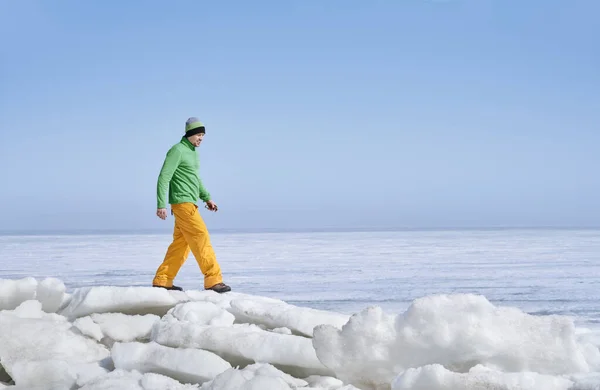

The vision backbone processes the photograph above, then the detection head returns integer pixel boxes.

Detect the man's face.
[188,133,204,147]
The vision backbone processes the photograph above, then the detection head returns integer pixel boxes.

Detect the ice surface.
[112,341,231,385]
[3,230,600,321]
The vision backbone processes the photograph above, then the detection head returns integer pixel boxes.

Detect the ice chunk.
[112,341,231,385]
[74,363,111,387]
[313,305,397,389]
[73,312,160,348]
[36,277,66,313]
[313,294,600,390]
[229,299,350,337]
[199,363,308,390]
[0,277,65,314]
[272,327,293,335]
[0,277,37,310]
[79,369,145,390]
[79,369,200,390]
[11,299,47,318]
[187,290,351,337]
[185,290,283,310]
[59,292,73,311]
[303,375,345,389]
[166,301,235,326]
[0,301,109,388]
[8,360,108,390]
[199,363,362,390]
[74,316,104,342]
[568,372,600,390]
[152,317,333,378]
[392,364,575,390]
[90,313,160,344]
[59,286,187,319]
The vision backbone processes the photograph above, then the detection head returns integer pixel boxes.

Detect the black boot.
[206,282,231,293]
[153,285,183,291]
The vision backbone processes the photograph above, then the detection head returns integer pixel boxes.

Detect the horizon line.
[1,225,600,237]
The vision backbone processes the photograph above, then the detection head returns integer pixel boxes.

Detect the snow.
[0,276,599,390]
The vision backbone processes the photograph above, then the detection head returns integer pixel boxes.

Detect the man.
[152,117,231,293]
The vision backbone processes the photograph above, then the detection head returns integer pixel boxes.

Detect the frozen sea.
[1,228,599,326]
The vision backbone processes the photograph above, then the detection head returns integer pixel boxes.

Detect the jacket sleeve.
[198,179,211,202]
[156,147,182,209]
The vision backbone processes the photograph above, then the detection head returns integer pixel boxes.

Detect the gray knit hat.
[185,117,205,136]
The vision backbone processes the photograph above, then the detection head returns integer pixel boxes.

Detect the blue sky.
[0,0,598,232]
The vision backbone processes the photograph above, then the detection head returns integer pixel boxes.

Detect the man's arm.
[198,178,211,203]
[157,148,182,209]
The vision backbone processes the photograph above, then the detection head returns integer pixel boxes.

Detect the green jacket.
[156,137,211,209]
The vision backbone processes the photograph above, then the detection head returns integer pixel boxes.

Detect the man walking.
[152,117,231,293]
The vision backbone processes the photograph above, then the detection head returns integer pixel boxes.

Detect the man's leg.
[171,202,228,291]
[152,214,190,288]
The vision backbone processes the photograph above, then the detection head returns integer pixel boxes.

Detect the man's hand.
[157,208,168,220]
[205,200,218,212]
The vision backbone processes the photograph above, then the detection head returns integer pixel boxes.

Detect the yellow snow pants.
[152,202,223,289]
